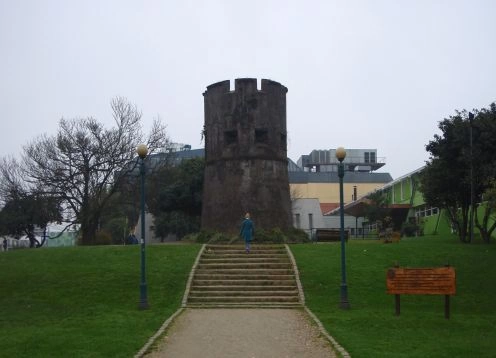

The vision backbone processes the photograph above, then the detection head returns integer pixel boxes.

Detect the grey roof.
[287,158,303,172]
[172,148,205,160]
[289,171,393,184]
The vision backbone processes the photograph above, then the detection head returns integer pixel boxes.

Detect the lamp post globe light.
[137,144,149,310]
[336,147,350,309]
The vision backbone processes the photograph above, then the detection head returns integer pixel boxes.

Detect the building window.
[295,214,301,228]
[364,151,376,163]
[415,206,439,218]
[255,128,269,144]
[224,130,237,145]
[308,213,313,231]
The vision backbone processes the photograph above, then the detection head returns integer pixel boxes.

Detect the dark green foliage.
[188,229,216,243]
[188,227,310,244]
[285,227,311,242]
[0,193,62,247]
[363,191,394,231]
[253,228,285,243]
[401,220,421,237]
[258,227,310,244]
[363,191,389,222]
[99,191,140,244]
[476,179,496,243]
[154,211,200,241]
[421,103,496,243]
[148,158,204,239]
[101,217,128,244]
[93,229,113,245]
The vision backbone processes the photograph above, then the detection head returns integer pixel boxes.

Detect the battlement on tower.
[204,78,288,96]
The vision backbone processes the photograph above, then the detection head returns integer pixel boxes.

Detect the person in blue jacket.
[240,212,254,253]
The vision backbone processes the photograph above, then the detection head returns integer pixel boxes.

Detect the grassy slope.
[0,244,201,358]
[290,236,496,358]
[1,237,495,357]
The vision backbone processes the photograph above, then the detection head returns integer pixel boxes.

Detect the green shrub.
[102,217,128,244]
[187,227,310,244]
[253,228,270,243]
[94,230,113,245]
[284,227,311,243]
[401,221,418,237]
[191,230,215,243]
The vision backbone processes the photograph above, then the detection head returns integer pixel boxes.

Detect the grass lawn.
[0,244,201,358]
[1,236,495,357]
[290,235,496,358]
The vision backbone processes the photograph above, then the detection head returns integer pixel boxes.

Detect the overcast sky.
[1,0,494,179]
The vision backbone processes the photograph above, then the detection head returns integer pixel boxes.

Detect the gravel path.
[144,308,337,358]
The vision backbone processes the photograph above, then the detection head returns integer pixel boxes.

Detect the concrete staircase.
[185,244,302,308]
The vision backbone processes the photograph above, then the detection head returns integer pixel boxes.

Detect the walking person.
[2,238,7,252]
[240,212,254,253]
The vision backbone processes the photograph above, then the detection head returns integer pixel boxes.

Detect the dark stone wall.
[201,78,292,233]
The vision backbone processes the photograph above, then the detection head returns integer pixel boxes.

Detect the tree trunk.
[475,204,495,244]
[79,215,99,245]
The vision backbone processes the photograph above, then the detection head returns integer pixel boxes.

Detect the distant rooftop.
[297,148,386,173]
[122,146,392,185]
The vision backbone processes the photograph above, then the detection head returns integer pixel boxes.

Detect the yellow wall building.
[290,182,387,206]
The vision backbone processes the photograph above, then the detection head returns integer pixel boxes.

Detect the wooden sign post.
[386,265,456,319]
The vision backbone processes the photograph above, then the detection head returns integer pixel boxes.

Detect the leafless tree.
[18,97,170,245]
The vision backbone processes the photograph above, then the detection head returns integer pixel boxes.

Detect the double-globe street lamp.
[137,144,149,310]
[336,147,350,309]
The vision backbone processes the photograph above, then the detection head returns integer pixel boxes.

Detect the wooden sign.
[386,266,456,319]
[387,267,456,295]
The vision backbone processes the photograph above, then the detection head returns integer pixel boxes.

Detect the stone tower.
[201,78,292,233]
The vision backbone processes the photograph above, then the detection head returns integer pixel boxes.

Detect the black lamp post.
[137,144,149,310]
[469,112,474,243]
[336,147,350,309]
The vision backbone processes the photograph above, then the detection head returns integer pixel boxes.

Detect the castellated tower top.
[204,78,288,95]
[202,78,288,164]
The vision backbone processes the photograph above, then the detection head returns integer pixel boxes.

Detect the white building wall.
[292,198,366,239]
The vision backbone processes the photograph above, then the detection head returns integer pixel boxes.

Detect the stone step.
[192,279,296,286]
[192,285,297,291]
[194,269,294,276]
[205,250,284,257]
[204,250,287,253]
[189,290,298,297]
[193,270,295,280]
[206,244,285,250]
[186,302,302,308]
[197,263,292,270]
[187,295,300,303]
[185,244,302,308]
[202,253,288,259]
[200,258,290,264]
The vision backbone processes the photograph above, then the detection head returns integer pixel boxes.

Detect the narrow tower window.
[280,132,287,150]
[224,130,238,145]
[255,128,269,144]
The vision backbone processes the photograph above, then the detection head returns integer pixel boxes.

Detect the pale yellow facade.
[290,182,385,205]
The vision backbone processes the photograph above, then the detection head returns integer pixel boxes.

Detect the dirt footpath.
[145,308,337,358]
